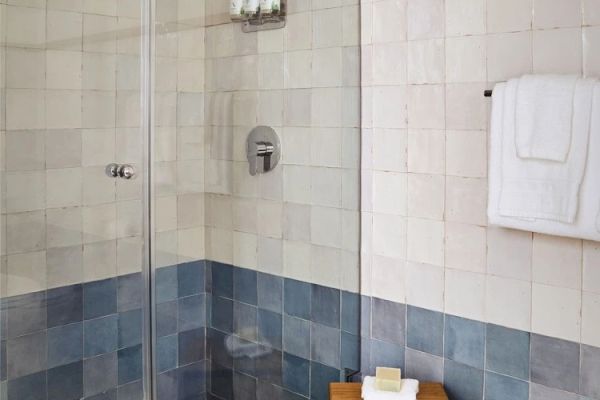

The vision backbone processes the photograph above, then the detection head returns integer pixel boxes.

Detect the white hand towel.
[488,82,600,241]
[361,376,419,400]
[515,74,579,161]
[498,77,595,223]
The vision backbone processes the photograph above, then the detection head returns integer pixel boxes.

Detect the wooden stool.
[329,382,448,400]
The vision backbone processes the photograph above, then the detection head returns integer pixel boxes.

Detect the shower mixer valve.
[247,126,281,176]
[106,163,136,179]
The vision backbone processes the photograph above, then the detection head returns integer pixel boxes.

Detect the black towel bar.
[484,89,493,97]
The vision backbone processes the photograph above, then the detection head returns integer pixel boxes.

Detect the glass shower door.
[0,1,148,399]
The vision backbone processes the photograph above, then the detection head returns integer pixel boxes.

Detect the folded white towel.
[516,74,579,161]
[489,82,600,241]
[497,77,595,223]
[361,376,419,400]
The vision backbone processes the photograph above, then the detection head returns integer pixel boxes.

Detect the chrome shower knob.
[118,164,136,179]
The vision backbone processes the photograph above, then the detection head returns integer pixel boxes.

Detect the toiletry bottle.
[230,0,243,20]
[271,0,281,14]
[243,0,259,16]
[260,0,273,16]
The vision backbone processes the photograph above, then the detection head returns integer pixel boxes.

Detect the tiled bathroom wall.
[360,0,600,399]
[202,0,361,294]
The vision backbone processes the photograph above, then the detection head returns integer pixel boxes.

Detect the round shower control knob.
[118,164,136,179]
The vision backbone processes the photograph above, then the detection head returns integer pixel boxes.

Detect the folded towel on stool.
[361,376,419,400]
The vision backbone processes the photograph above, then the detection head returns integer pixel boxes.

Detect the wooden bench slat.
[329,382,448,400]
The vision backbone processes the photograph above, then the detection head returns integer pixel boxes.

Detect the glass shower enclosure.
[0,0,361,399]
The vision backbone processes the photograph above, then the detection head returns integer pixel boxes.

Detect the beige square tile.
[445,176,487,225]
[372,0,407,43]
[6,171,46,212]
[407,130,445,174]
[584,27,600,77]
[407,217,444,266]
[407,39,445,84]
[6,211,46,254]
[445,268,486,320]
[407,84,445,129]
[313,8,343,49]
[407,0,444,40]
[583,0,600,25]
[6,131,45,171]
[373,213,407,259]
[582,291,600,347]
[47,9,82,51]
[487,227,533,281]
[83,240,117,282]
[406,261,445,311]
[373,171,407,215]
[532,283,581,342]
[445,222,487,273]
[371,255,406,303]
[407,173,445,219]
[6,48,45,89]
[487,31,533,82]
[532,233,582,290]
[6,5,46,48]
[47,245,84,288]
[446,83,488,130]
[446,130,487,178]
[486,275,532,331]
[583,240,600,294]
[47,50,82,90]
[533,28,583,74]
[372,42,407,85]
[445,0,485,37]
[373,128,408,173]
[46,206,83,248]
[533,0,582,29]
[446,35,486,83]
[372,85,408,129]
[487,0,533,33]
[7,251,47,296]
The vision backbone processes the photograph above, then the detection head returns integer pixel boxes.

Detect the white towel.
[516,74,579,161]
[497,77,595,223]
[489,82,600,241]
[361,376,419,400]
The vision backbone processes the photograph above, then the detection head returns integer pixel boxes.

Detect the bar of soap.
[375,367,402,392]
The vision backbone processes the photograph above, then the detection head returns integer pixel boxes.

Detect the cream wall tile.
[406,261,445,311]
[372,170,407,215]
[46,130,82,168]
[487,227,533,281]
[407,130,445,174]
[47,50,82,90]
[486,275,532,331]
[47,10,82,51]
[532,234,582,290]
[533,28,583,74]
[310,244,341,288]
[584,0,600,25]
[46,90,82,129]
[6,6,46,48]
[46,168,83,208]
[583,240,600,294]
[446,130,487,178]
[533,0,582,29]
[445,176,487,226]
[6,171,46,212]
[6,89,45,130]
[407,0,444,40]
[6,131,45,171]
[445,268,486,320]
[445,83,487,130]
[83,240,117,282]
[47,245,83,288]
[6,48,45,89]
[445,222,487,273]
[46,207,83,248]
[372,0,407,43]
[532,283,581,342]
[446,35,486,82]
[311,167,342,207]
[407,173,444,219]
[582,291,600,347]
[407,84,445,129]
[285,12,312,50]
[445,0,485,37]
[233,231,258,269]
[486,31,533,82]
[369,255,406,303]
[407,217,444,266]
[407,39,445,84]
[373,213,407,259]
[6,211,45,254]
[313,8,343,49]
[487,0,533,33]
[283,240,312,282]
[372,42,407,85]
[372,128,408,173]
[7,251,47,296]
[583,27,600,77]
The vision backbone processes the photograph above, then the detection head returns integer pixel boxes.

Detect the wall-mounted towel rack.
[484,90,493,97]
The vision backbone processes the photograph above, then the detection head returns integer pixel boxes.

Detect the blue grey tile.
[311,323,340,368]
[83,352,117,397]
[310,362,340,400]
[118,309,142,348]
[444,360,484,400]
[283,353,309,397]
[341,332,360,371]
[370,338,404,370]
[117,273,142,312]
[284,279,311,320]
[371,298,405,345]
[156,266,178,304]
[256,381,282,400]
[178,260,205,297]
[7,330,47,379]
[485,372,528,400]
[444,315,485,369]
[529,383,580,400]
[5,291,46,338]
[212,262,233,299]
[407,306,443,356]
[178,362,206,399]
[118,345,143,385]
[1,340,6,381]
[47,284,82,328]
[118,380,144,400]
[257,273,283,314]
[234,268,258,305]
[233,371,256,400]
[48,322,83,368]
[178,328,205,366]
[84,278,117,320]
[48,361,83,400]
[341,291,360,335]
[531,334,580,393]
[157,369,178,400]
[486,324,530,380]
[208,329,233,370]
[156,301,178,338]
[211,296,233,333]
[234,302,257,342]
[234,339,257,377]
[311,285,340,328]
[157,335,178,373]
[360,295,371,338]
[258,309,282,350]
[7,370,46,400]
[211,361,234,400]
[86,388,117,400]
[178,294,206,331]
[405,348,443,382]
[580,345,600,399]
[255,349,282,386]
[283,315,310,359]
[84,315,119,358]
